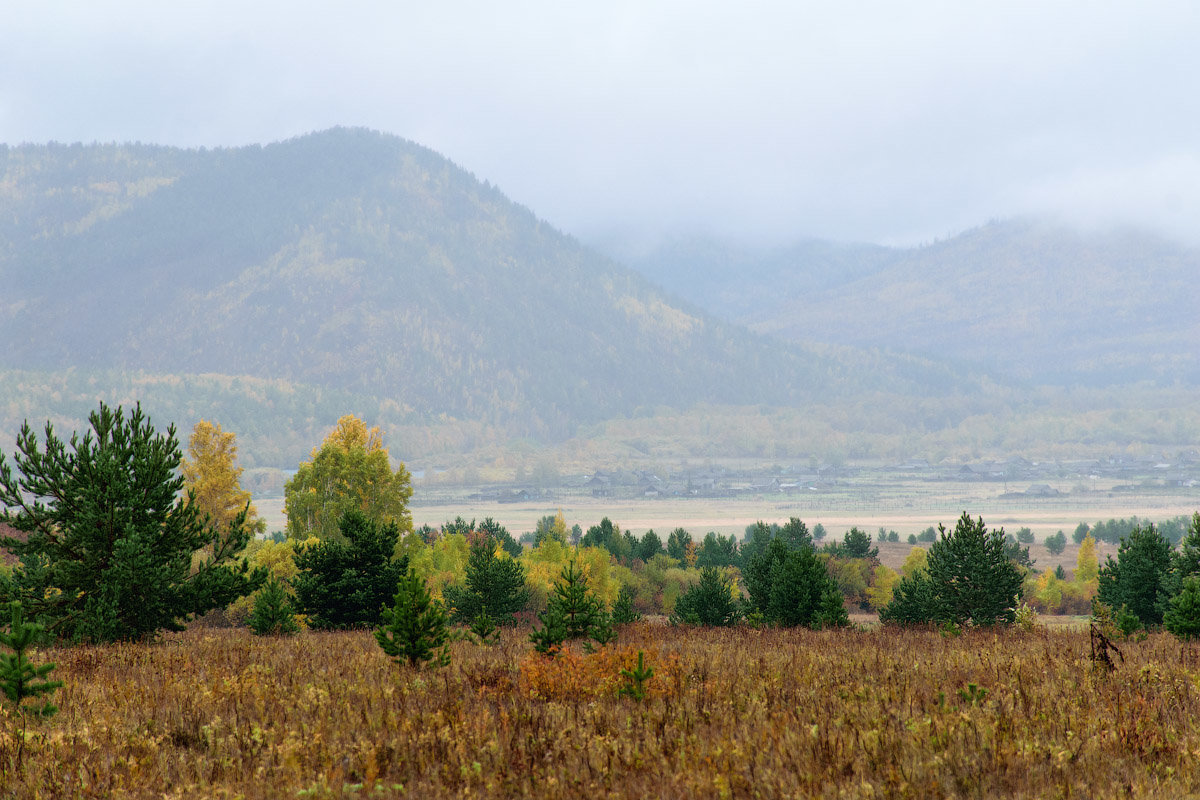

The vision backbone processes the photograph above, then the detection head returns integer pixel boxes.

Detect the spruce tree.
[0,403,264,642]
[375,569,450,669]
[248,577,300,636]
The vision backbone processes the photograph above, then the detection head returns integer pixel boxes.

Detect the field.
[6,624,1200,798]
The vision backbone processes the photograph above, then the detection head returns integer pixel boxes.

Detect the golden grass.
[5,625,1200,798]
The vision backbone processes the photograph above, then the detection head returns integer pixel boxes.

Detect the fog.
[3,1,1199,246]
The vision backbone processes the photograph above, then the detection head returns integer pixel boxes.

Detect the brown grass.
[5,625,1200,798]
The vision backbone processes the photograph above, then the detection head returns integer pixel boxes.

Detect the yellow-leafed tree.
[1075,533,1099,584]
[284,414,413,541]
[182,420,266,537]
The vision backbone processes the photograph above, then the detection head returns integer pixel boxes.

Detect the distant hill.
[0,129,983,465]
[614,221,1200,386]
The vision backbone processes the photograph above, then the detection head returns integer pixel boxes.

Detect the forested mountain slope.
[616,221,1200,386]
[0,129,974,454]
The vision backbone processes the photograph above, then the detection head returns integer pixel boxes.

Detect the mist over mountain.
[611,221,1200,387]
[0,128,984,462]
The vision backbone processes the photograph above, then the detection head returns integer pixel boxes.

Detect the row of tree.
[4,403,1199,648]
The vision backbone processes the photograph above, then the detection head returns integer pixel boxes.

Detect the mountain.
[613,221,1200,386]
[0,129,978,464]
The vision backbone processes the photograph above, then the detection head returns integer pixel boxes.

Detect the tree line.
[3,403,1200,655]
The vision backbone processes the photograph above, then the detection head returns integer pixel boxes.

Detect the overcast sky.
[3,1,1199,246]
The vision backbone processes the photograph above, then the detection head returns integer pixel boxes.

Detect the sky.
[3,1,1199,247]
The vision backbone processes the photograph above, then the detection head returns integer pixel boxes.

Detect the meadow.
[5,623,1200,799]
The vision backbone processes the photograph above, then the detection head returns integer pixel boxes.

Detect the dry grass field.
[5,623,1200,798]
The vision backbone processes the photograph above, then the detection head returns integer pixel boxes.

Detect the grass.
[5,624,1200,798]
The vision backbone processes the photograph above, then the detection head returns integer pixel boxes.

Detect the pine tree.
[0,602,62,766]
[1097,524,1173,627]
[672,567,740,627]
[1164,576,1200,641]
[880,513,1023,627]
[442,538,529,626]
[0,403,264,642]
[529,561,612,653]
[292,510,407,630]
[611,585,641,624]
[375,570,450,669]
[248,577,300,636]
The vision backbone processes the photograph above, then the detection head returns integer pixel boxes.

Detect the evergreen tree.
[611,585,641,624]
[779,517,814,551]
[880,513,1023,627]
[529,561,612,653]
[0,403,263,642]
[666,527,692,561]
[0,602,61,766]
[0,603,61,719]
[744,538,846,628]
[292,510,407,629]
[672,566,740,627]
[1164,575,1200,642]
[637,529,664,561]
[443,538,529,626]
[248,577,300,636]
[841,527,878,560]
[375,569,450,669]
[1045,531,1067,555]
[1097,524,1174,627]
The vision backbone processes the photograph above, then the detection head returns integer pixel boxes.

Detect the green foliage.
[529,561,613,654]
[780,518,813,551]
[841,527,878,560]
[617,650,654,702]
[1097,524,1173,627]
[248,577,300,636]
[292,510,407,630]
[1073,523,1091,545]
[375,569,450,669]
[466,610,500,646]
[1163,576,1200,641]
[0,603,61,720]
[611,585,641,625]
[880,513,1024,627]
[1016,527,1035,544]
[0,403,263,642]
[744,538,846,628]
[666,527,692,561]
[672,567,740,627]
[442,539,529,626]
[284,418,413,542]
[695,532,739,568]
[1045,531,1067,555]
[637,530,664,561]
[0,602,62,769]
